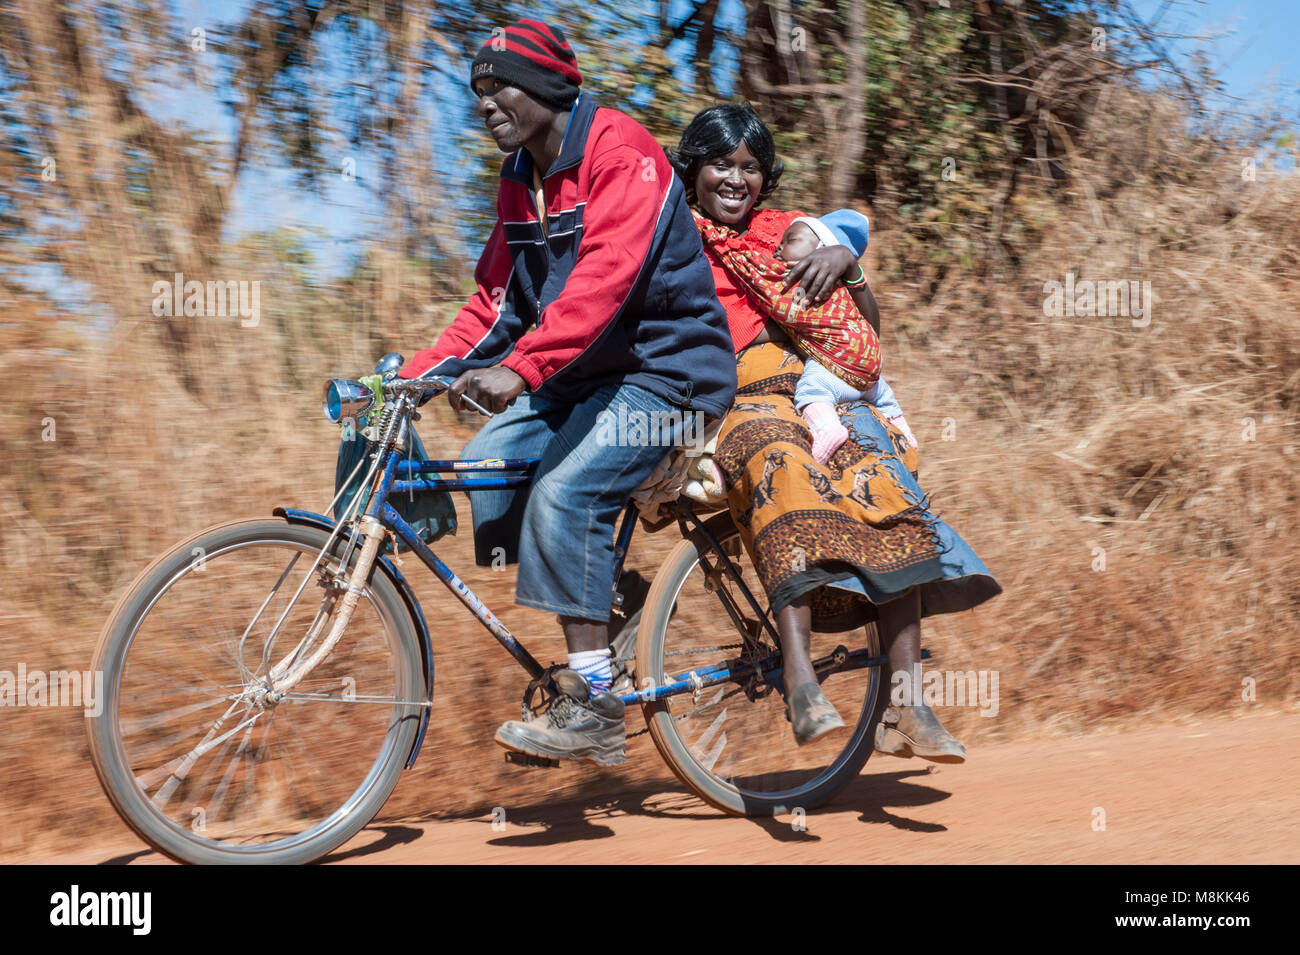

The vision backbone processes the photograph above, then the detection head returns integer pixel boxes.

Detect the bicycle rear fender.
[272,507,435,769]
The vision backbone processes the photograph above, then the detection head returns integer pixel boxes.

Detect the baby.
[776,210,918,464]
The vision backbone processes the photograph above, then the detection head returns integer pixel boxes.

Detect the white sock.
[568,648,612,695]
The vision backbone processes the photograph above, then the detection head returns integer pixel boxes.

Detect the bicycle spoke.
[150,708,266,809]
[118,694,236,736]
[645,518,884,810]
[277,692,425,705]
[237,551,301,681]
[688,692,729,772]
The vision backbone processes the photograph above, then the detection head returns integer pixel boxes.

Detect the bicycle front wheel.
[636,511,886,816]
[87,519,424,864]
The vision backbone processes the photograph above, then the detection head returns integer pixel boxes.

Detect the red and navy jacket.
[399,94,737,419]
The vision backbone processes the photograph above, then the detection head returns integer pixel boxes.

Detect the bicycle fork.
[258,411,409,700]
[263,515,386,701]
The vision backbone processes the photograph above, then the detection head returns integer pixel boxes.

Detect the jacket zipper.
[530,165,553,323]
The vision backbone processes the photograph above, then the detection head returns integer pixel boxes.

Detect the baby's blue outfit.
[794,361,904,419]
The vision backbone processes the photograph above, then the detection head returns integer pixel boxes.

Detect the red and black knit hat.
[469,19,584,109]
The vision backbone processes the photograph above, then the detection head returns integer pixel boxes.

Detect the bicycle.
[87,355,897,864]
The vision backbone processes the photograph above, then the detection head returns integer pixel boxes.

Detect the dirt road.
[43,709,1298,865]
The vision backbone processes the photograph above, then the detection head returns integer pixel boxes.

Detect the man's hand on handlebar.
[448,365,527,415]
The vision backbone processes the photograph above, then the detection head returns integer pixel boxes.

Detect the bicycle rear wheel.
[87,519,424,864]
[636,511,886,816]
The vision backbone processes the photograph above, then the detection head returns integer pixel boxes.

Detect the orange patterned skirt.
[713,343,1001,630]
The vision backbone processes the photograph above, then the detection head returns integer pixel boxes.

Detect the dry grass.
[2,80,1297,861]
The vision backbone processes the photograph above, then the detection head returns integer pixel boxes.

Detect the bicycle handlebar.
[325,370,493,424]
[383,376,453,400]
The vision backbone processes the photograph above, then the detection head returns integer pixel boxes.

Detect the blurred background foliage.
[9,0,1291,375]
[0,1,1297,858]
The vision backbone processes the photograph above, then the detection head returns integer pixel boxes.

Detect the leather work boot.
[495,669,627,766]
[874,703,966,763]
[786,681,847,746]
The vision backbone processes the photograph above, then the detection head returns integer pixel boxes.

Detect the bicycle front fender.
[272,507,435,769]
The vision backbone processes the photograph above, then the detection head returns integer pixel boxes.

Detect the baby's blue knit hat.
[820,209,870,257]
[791,208,870,257]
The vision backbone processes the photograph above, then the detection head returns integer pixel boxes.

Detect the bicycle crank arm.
[504,751,560,769]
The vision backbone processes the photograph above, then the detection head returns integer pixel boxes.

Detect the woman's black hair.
[669,102,784,208]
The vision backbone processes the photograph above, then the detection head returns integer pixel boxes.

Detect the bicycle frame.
[276,410,887,768]
[87,365,939,866]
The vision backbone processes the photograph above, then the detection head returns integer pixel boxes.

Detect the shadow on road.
[317,824,423,862]
[99,848,155,865]
[839,766,952,833]
[83,764,953,861]
[356,763,953,852]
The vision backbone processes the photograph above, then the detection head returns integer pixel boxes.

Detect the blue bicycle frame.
[277,428,892,769]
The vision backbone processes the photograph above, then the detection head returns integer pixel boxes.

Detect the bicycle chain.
[664,643,742,656]
[623,638,771,739]
[626,683,751,738]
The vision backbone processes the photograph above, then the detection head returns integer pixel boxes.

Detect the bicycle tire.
[636,510,887,816]
[87,519,423,864]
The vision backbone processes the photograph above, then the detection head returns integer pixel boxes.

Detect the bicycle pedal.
[504,751,561,769]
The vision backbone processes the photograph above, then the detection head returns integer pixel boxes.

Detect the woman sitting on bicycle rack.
[670,104,1003,761]
[395,20,737,766]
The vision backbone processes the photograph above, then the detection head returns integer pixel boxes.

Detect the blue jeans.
[462,382,687,622]
[795,362,906,421]
[794,359,866,409]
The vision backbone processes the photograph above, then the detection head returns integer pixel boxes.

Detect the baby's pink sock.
[802,402,848,465]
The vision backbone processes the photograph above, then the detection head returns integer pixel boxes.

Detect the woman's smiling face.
[694,142,765,226]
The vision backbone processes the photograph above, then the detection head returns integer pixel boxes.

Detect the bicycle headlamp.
[323,379,375,423]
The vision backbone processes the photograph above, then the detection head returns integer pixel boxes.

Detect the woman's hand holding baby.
[781,245,856,306]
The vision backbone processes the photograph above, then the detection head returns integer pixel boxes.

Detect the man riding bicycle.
[397,19,737,765]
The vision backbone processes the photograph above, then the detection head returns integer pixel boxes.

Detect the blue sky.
[1132,0,1300,109]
